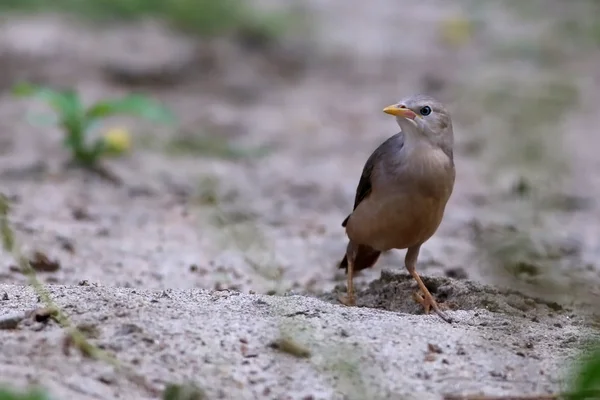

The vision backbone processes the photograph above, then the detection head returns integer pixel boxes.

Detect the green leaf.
[13,82,87,155]
[570,342,600,400]
[163,382,206,400]
[0,386,51,400]
[85,95,174,123]
[12,82,82,119]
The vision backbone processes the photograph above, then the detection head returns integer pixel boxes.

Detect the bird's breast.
[346,146,455,251]
[380,146,455,199]
[346,191,450,251]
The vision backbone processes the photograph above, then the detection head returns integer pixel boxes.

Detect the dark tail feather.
[338,245,381,273]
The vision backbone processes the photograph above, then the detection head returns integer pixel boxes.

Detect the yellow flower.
[103,127,131,155]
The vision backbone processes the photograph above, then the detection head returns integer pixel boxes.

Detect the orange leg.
[405,246,452,323]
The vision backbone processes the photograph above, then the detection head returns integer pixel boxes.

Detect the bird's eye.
[419,106,432,116]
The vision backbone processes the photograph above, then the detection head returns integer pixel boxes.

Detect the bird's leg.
[339,260,356,306]
[405,246,452,323]
[339,244,357,306]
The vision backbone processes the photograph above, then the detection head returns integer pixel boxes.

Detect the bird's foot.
[413,290,452,323]
[338,293,356,306]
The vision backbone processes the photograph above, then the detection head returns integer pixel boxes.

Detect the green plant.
[12,82,174,168]
[162,383,206,400]
[0,387,51,400]
[569,341,600,400]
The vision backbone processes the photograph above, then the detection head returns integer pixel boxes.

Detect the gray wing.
[341,132,404,227]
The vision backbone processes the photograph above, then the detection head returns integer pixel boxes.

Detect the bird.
[338,94,456,323]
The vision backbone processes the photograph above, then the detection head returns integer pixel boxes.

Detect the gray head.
[382,94,453,152]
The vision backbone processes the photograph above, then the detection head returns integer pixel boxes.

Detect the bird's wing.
[342,132,404,227]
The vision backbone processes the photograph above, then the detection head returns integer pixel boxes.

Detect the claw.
[413,290,452,323]
[338,294,356,306]
[413,291,431,314]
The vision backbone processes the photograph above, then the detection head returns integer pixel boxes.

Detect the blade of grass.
[85,94,174,123]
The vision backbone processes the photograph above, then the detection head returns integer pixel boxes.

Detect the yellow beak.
[383,105,417,119]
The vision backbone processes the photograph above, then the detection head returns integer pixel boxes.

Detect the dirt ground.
[1,0,600,399]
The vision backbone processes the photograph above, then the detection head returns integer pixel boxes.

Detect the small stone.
[29,251,60,272]
[428,343,443,354]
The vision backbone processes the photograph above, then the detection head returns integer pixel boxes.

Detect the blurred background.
[0,0,599,312]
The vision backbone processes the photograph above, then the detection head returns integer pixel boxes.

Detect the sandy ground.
[0,282,594,400]
[1,0,600,399]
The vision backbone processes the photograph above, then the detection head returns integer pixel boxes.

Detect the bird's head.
[383,94,453,150]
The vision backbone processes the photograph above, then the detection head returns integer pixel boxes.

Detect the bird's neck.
[397,119,453,162]
[397,119,428,153]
